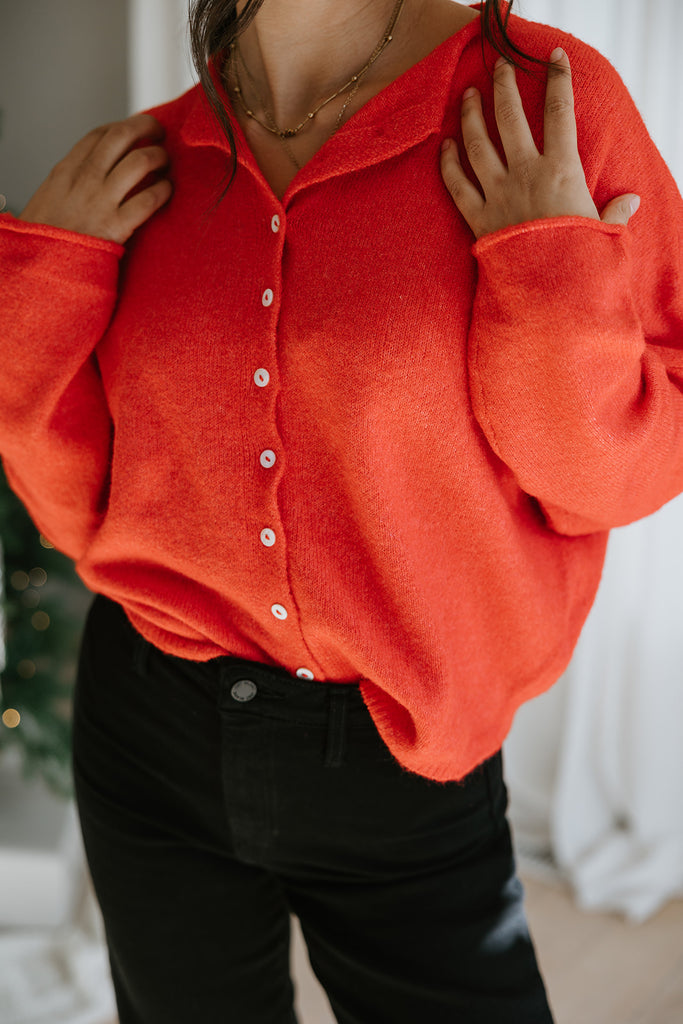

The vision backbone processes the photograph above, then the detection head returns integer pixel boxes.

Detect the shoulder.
[466,6,645,153]
[502,6,629,99]
[136,83,203,140]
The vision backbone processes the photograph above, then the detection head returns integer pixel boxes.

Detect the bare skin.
[227,0,480,197]
[232,0,477,122]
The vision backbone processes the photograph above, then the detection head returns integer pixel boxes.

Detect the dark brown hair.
[188,0,559,205]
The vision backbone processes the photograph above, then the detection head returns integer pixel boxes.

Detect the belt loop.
[324,687,349,768]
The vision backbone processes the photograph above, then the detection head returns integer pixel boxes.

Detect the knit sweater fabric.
[2,3,683,782]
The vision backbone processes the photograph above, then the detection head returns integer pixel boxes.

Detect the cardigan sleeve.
[0,214,124,560]
[466,48,683,536]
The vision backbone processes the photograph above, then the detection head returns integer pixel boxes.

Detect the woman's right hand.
[18,113,173,245]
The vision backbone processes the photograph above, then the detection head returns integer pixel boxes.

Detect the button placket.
[258,221,293,645]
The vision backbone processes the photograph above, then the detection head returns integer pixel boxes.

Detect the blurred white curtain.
[505,0,683,923]
[126,0,683,923]
[128,0,196,113]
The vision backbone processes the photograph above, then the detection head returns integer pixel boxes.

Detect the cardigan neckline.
[177,2,506,205]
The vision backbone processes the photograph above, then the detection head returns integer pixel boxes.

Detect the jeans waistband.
[122,597,366,771]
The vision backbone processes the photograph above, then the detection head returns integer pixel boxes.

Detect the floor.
[94,871,683,1024]
[523,874,683,1024]
[287,871,683,1024]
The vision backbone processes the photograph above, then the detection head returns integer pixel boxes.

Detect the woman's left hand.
[440,47,640,241]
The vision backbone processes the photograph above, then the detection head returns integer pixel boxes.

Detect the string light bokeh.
[1,534,55,731]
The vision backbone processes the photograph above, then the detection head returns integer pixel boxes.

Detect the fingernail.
[551,47,565,62]
[463,87,477,100]
[441,138,452,153]
[495,56,507,69]
[629,195,641,215]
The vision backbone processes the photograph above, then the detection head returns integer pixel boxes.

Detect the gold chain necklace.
[228,0,406,170]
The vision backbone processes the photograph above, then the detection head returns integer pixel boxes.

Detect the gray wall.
[0,0,128,215]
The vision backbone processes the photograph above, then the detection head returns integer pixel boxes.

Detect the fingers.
[89,115,167,178]
[441,44,609,238]
[600,193,641,226]
[65,114,166,176]
[18,113,171,243]
[492,58,538,166]
[460,88,505,179]
[105,144,171,204]
[543,48,578,162]
[116,179,174,243]
[71,115,171,243]
[440,136,486,235]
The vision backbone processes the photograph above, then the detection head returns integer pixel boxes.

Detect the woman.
[2,0,682,1021]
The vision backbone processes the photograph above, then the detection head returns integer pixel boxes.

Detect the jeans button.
[231,679,258,703]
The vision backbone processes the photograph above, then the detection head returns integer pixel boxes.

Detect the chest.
[224,3,481,200]
[237,122,329,200]
[102,142,478,424]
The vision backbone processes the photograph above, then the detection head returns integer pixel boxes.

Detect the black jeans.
[71,593,555,1024]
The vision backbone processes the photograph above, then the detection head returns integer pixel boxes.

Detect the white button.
[260,449,276,468]
[260,528,276,547]
[296,668,315,680]
[271,604,288,620]
[271,214,280,233]
[262,289,274,307]
[254,368,270,388]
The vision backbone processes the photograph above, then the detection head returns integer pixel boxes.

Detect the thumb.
[600,193,641,226]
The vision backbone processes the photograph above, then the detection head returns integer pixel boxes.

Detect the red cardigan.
[2,3,683,781]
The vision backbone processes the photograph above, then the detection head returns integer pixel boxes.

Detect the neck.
[232,0,418,127]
